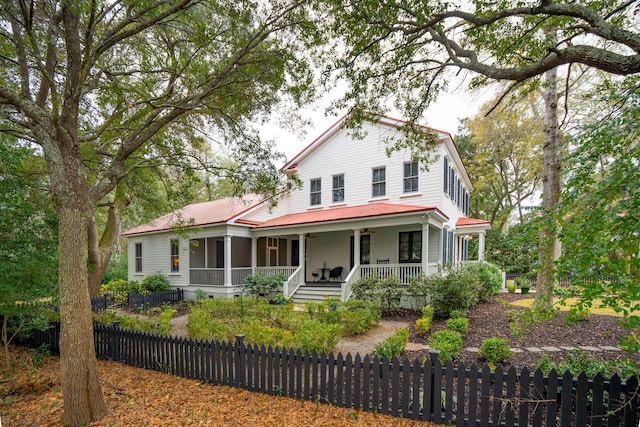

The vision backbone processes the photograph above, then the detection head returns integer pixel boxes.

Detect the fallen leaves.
[1,346,434,426]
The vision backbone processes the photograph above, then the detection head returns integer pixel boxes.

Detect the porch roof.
[456,217,491,227]
[253,202,448,229]
[122,195,262,236]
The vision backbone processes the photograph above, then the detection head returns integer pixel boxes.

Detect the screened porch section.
[188,236,297,286]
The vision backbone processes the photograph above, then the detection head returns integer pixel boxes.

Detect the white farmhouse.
[123,115,491,301]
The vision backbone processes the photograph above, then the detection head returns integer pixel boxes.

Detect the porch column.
[251,237,257,274]
[421,223,429,276]
[298,234,305,284]
[478,231,486,261]
[224,235,232,285]
[353,228,361,268]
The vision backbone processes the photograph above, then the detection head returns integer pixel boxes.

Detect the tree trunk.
[58,205,107,426]
[537,66,562,310]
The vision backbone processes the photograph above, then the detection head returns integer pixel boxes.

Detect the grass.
[510,297,623,317]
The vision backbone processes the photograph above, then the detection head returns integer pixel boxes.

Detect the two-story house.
[122,115,491,301]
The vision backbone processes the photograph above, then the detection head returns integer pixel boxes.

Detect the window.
[372,167,386,197]
[361,234,370,264]
[403,161,419,193]
[170,239,180,272]
[399,231,422,263]
[443,157,449,194]
[310,178,321,206]
[135,242,143,273]
[332,174,344,203]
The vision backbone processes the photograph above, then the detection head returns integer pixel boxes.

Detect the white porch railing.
[341,265,361,302]
[359,263,423,284]
[283,266,303,298]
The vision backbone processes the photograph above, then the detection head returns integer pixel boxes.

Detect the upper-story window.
[135,242,143,273]
[372,167,386,198]
[443,157,449,194]
[310,178,321,206]
[332,174,344,203]
[170,239,180,272]
[403,161,419,193]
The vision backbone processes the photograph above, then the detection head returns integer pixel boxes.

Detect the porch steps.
[292,284,342,303]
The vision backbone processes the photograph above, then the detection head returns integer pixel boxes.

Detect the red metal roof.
[122,195,262,236]
[456,217,491,227]
[255,203,447,229]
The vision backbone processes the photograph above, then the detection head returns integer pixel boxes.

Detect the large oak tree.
[0,1,319,425]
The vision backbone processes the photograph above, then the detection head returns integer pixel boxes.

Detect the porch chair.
[376,258,390,264]
[328,266,343,282]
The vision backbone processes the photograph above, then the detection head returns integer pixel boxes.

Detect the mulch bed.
[386,293,639,370]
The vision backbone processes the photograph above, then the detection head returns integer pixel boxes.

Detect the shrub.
[465,263,502,301]
[422,305,435,319]
[100,279,146,303]
[141,273,171,292]
[415,317,432,335]
[428,329,463,363]
[445,317,469,335]
[102,253,128,283]
[535,350,637,379]
[293,321,341,354]
[417,265,480,318]
[375,328,409,360]
[449,310,466,319]
[340,300,380,336]
[351,274,404,311]
[479,338,513,364]
[244,274,285,299]
[242,321,294,349]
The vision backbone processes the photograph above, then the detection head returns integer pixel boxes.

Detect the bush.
[465,263,503,301]
[242,321,294,349]
[449,309,466,319]
[428,329,463,364]
[422,305,435,319]
[244,274,285,299]
[375,328,409,360]
[351,274,404,311]
[535,350,637,379]
[416,265,480,318]
[445,317,469,335]
[141,273,171,292]
[100,279,146,303]
[293,321,341,354]
[479,338,513,364]
[102,253,128,283]
[415,317,432,335]
[340,300,380,336]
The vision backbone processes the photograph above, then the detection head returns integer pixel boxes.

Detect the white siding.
[127,232,189,287]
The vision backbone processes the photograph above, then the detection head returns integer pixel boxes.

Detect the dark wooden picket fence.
[23,324,639,427]
[90,288,184,313]
[505,273,623,288]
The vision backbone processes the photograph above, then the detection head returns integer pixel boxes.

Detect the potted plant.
[506,280,516,293]
[517,277,530,294]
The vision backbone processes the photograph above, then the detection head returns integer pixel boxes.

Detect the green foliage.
[422,305,435,319]
[428,330,463,364]
[464,263,502,301]
[194,289,208,300]
[141,274,171,292]
[243,274,285,299]
[102,253,128,284]
[100,279,147,303]
[415,265,480,318]
[243,321,294,349]
[445,317,469,335]
[557,82,640,353]
[351,274,404,311]
[340,300,380,336]
[535,350,637,379]
[157,308,177,336]
[30,344,51,370]
[375,328,409,360]
[478,338,513,364]
[449,310,466,319]
[415,317,432,335]
[293,321,341,354]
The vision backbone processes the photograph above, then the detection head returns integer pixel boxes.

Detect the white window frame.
[372,167,386,198]
[135,242,143,273]
[310,178,321,206]
[170,239,180,272]
[332,174,345,203]
[403,161,419,193]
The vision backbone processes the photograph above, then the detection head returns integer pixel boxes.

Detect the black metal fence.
[90,288,184,313]
[23,324,639,427]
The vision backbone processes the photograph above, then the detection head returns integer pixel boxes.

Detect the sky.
[261,84,496,161]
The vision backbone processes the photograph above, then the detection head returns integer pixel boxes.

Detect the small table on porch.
[317,266,331,282]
